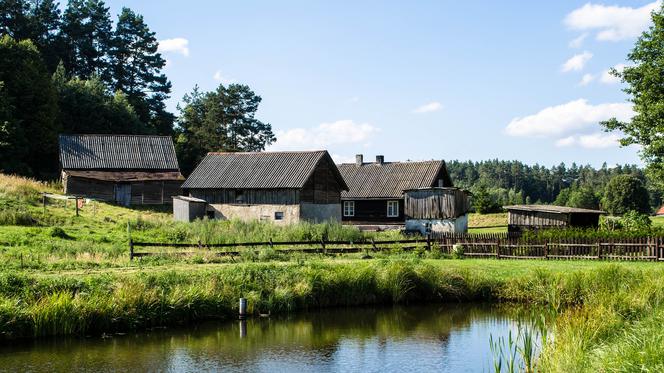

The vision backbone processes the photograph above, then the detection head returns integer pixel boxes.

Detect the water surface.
[0,303,532,372]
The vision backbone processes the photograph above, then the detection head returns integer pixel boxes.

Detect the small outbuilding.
[504,205,606,232]
[404,187,471,235]
[173,196,209,222]
[59,134,184,206]
[181,150,348,224]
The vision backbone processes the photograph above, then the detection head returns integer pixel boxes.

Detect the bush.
[451,244,465,259]
[603,175,650,215]
[0,209,37,226]
[49,227,72,239]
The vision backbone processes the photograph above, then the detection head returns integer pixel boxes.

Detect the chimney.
[375,155,384,165]
[355,154,363,166]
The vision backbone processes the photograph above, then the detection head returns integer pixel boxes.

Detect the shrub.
[451,244,465,259]
[0,209,37,226]
[49,227,72,239]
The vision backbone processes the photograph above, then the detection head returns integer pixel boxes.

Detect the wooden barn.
[180,151,348,224]
[337,155,453,224]
[404,187,471,234]
[504,205,605,232]
[59,134,184,206]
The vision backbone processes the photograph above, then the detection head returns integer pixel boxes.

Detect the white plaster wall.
[210,204,300,224]
[405,214,468,234]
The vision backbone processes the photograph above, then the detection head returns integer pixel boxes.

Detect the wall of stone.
[405,214,468,235]
[210,203,300,224]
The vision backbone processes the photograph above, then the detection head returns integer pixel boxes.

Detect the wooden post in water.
[239,298,248,319]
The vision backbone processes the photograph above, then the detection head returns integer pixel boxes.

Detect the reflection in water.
[0,303,531,372]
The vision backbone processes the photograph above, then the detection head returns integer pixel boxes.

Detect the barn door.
[115,183,131,206]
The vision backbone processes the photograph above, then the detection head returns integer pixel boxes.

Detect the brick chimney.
[355,154,363,166]
[375,155,384,165]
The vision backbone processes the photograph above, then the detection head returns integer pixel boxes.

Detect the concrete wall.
[300,203,341,223]
[405,214,468,235]
[173,198,207,222]
[210,203,301,224]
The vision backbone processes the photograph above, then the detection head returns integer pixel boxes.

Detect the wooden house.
[504,205,605,232]
[337,155,453,224]
[58,134,184,206]
[404,187,471,234]
[180,151,348,224]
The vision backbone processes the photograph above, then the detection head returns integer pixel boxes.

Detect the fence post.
[496,237,501,259]
[544,242,549,260]
[426,233,431,251]
[321,239,326,255]
[269,238,274,249]
[129,238,134,261]
[42,193,46,214]
[596,240,601,260]
[75,197,79,217]
[198,240,203,250]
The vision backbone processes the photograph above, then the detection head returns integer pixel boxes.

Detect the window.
[235,190,245,203]
[274,211,284,220]
[387,201,399,217]
[343,201,355,217]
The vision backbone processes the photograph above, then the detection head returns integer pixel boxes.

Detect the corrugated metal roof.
[338,160,451,199]
[64,170,184,182]
[181,150,348,190]
[59,134,179,170]
[504,205,606,214]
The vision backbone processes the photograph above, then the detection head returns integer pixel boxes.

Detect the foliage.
[472,185,501,214]
[602,175,650,215]
[175,84,276,174]
[601,4,664,189]
[451,244,465,259]
[0,36,59,177]
[617,210,652,232]
[559,186,600,210]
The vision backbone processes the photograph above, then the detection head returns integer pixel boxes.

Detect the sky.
[104,0,661,167]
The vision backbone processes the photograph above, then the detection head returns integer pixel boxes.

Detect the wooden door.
[115,183,131,206]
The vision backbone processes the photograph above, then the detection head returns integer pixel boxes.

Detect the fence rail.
[129,233,664,262]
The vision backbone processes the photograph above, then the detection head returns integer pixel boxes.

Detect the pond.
[0,303,538,372]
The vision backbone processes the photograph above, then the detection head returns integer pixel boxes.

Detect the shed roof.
[59,134,179,170]
[64,170,183,182]
[504,205,606,214]
[181,150,348,190]
[338,160,451,199]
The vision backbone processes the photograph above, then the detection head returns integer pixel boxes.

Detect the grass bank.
[1,259,664,371]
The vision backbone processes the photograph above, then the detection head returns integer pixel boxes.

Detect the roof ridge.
[206,150,328,155]
[59,134,173,138]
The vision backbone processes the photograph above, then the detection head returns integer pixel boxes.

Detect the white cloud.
[600,63,627,84]
[569,33,588,48]
[412,101,443,114]
[213,70,236,85]
[158,38,189,56]
[269,120,380,151]
[505,99,633,137]
[555,132,622,149]
[564,1,660,41]
[349,96,360,103]
[579,73,595,86]
[561,51,593,72]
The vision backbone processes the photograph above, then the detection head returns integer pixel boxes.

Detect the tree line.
[0,0,275,177]
[447,160,661,214]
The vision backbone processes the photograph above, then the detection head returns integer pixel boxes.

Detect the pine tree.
[61,0,112,80]
[110,7,172,133]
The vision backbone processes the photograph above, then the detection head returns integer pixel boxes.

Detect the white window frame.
[387,200,399,217]
[343,201,355,217]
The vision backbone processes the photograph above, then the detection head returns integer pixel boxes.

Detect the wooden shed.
[181,151,348,224]
[504,205,605,232]
[172,196,209,222]
[337,155,453,224]
[58,134,184,206]
[404,188,471,234]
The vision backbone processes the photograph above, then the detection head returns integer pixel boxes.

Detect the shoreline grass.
[1,259,664,371]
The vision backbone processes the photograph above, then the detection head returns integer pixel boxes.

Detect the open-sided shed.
[403,187,471,234]
[504,205,605,232]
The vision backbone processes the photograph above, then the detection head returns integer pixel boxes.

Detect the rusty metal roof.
[181,150,348,190]
[504,205,606,214]
[338,160,452,199]
[59,134,179,170]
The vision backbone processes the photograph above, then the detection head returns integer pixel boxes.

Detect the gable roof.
[59,134,179,170]
[181,150,348,190]
[504,205,605,214]
[338,160,451,199]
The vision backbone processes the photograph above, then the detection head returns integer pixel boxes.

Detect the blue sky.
[106,1,660,166]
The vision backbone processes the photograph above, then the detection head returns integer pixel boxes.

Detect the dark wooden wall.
[404,189,469,219]
[342,199,404,223]
[300,157,342,204]
[188,189,300,205]
[64,176,180,205]
[508,211,569,227]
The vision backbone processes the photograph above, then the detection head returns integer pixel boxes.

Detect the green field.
[3,174,664,371]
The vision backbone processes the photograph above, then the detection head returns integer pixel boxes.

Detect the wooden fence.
[129,233,664,262]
